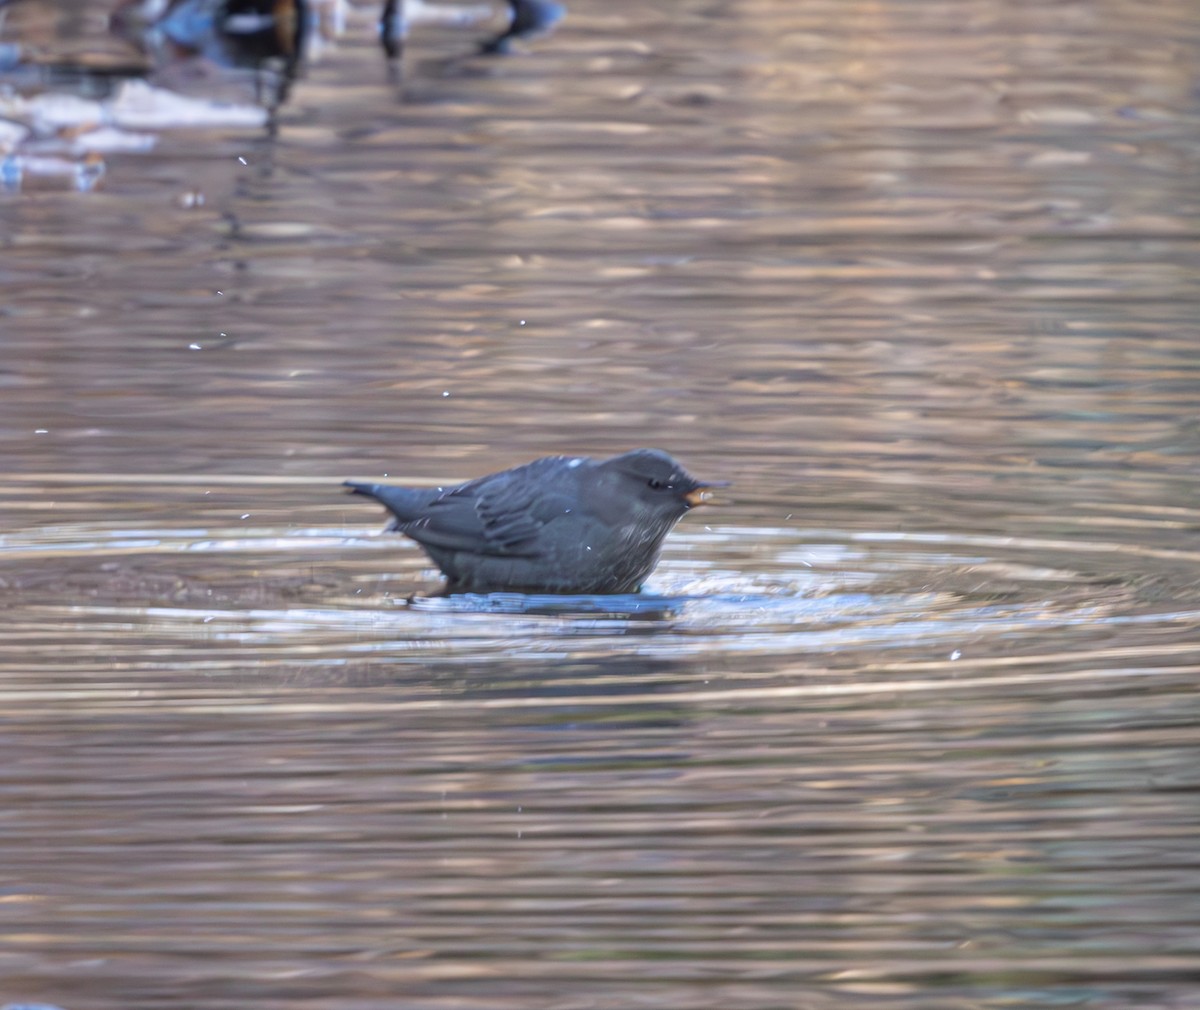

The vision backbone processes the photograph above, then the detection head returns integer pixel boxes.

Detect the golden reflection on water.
[1,0,1200,1007]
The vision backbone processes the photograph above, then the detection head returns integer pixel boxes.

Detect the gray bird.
[344,448,725,594]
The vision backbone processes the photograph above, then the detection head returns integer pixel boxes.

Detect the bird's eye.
[648,478,665,490]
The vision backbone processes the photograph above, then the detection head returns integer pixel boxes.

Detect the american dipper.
[344,449,725,594]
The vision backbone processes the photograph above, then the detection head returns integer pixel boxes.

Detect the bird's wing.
[473,480,572,553]
[404,459,575,557]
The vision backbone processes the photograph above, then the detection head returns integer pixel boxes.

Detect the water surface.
[1,1,1199,1008]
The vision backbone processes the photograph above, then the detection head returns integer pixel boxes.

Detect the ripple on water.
[3,512,1193,703]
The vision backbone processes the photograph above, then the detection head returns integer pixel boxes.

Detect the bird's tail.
[343,480,435,525]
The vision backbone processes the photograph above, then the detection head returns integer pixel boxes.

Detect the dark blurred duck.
[344,449,725,595]
[479,0,564,54]
[380,0,564,61]
[109,0,307,113]
[110,0,307,69]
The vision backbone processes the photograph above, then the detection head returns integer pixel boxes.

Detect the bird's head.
[600,448,729,518]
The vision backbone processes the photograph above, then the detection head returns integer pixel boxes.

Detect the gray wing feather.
[350,457,578,558]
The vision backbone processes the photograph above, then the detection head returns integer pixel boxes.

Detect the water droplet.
[950,649,962,661]
[240,513,250,520]
[237,156,247,165]
[189,343,202,350]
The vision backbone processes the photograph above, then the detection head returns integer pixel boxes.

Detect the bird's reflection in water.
[344,641,704,713]
[406,591,689,621]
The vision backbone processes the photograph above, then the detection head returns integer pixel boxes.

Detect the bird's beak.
[684,481,730,507]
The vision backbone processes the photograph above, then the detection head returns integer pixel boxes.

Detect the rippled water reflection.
[2,0,1199,1008]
